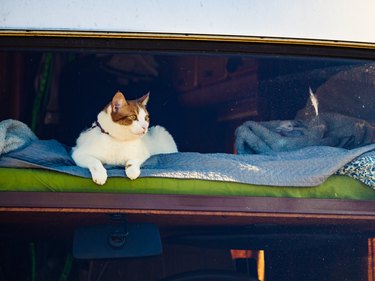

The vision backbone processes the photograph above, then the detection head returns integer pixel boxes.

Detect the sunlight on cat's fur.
[71,91,177,185]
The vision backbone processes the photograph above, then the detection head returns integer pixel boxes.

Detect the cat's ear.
[138,92,150,106]
[112,91,127,113]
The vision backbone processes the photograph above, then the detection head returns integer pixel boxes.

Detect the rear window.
[1,36,375,153]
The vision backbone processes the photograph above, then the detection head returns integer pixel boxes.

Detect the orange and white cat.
[71,91,177,185]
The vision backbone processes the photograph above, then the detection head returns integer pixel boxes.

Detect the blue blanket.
[235,113,375,154]
[1,138,375,187]
[0,119,37,155]
[1,118,375,187]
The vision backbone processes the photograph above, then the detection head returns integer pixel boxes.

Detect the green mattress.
[0,168,375,200]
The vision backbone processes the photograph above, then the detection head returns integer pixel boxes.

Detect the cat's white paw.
[90,165,108,185]
[125,165,141,180]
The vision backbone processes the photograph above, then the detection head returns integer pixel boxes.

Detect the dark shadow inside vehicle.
[1,37,375,281]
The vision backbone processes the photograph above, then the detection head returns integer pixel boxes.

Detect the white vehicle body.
[1,0,375,44]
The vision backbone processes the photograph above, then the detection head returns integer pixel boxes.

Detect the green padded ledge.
[0,168,374,200]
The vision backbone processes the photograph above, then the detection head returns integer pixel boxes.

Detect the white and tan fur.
[71,91,177,185]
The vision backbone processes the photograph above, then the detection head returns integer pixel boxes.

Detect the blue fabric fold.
[0,119,37,155]
[235,113,375,155]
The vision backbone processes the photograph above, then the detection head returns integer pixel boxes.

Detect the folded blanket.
[235,113,375,155]
[0,119,37,155]
[1,119,374,188]
[1,138,375,187]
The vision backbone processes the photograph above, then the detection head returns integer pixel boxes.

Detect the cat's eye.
[128,115,137,120]
[145,115,150,121]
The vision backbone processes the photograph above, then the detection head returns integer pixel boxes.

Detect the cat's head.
[99,91,150,140]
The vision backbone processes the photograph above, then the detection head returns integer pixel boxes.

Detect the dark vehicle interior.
[1,36,375,281]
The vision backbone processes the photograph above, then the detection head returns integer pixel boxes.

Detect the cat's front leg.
[89,161,108,185]
[125,159,142,180]
[72,151,108,185]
